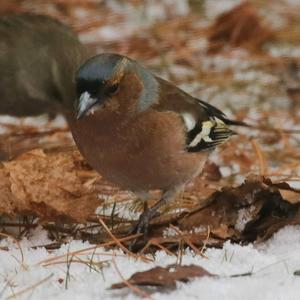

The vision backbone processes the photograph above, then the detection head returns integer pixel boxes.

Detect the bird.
[0,13,88,117]
[70,53,246,244]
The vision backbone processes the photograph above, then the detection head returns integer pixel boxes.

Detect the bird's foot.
[129,209,155,252]
[128,190,178,252]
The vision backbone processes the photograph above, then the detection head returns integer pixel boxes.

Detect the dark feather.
[196,98,249,127]
[187,118,236,152]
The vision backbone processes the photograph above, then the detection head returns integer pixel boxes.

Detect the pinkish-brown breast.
[69,109,208,192]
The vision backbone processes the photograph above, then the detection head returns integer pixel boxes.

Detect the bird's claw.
[129,210,154,251]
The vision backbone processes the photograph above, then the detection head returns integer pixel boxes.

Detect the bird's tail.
[196,98,251,128]
[222,118,251,127]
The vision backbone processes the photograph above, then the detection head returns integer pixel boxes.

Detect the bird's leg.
[143,201,149,213]
[133,191,150,223]
[128,191,151,236]
[129,186,183,249]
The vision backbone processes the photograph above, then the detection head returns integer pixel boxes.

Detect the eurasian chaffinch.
[0,13,87,117]
[70,53,244,241]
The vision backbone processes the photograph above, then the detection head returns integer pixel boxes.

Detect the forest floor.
[1,1,300,299]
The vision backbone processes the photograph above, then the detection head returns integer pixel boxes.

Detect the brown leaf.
[208,2,273,53]
[111,264,212,290]
[0,167,16,215]
[279,189,300,204]
[263,178,300,204]
[178,176,300,242]
[0,149,102,222]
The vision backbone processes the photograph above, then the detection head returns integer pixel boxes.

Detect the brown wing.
[153,77,236,152]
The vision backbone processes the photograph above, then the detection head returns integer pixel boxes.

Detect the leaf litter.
[0,0,300,298]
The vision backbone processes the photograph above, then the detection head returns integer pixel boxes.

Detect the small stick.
[5,273,54,300]
[251,138,267,176]
[38,234,143,266]
[200,226,211,255]
[98,218,152,263]
[0,233,24,264]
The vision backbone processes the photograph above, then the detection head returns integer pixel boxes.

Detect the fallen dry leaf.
[208,2,273,53]
[0,149,102,222]
[111,264,212,290]
[178,176,300,243]
[263,178,300,204]
[121,176,300,252]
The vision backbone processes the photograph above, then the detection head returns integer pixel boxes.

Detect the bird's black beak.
[76,92,98,119]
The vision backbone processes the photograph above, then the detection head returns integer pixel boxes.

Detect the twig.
[248,125,300,134]
[38,234,143,266]
[43,258,109,269]
[65,242,73,290]
[0,233,24,265]
[170,225,207,258]
[140,239,176,256]
[251,138,267,176]
[200,226,211,255]
[98,218,152,262]
[5,273,54,300]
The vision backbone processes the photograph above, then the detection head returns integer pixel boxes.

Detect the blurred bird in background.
[72,53,245,246]
[0,13,88,117]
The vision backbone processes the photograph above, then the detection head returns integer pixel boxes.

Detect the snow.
[235,206,255,232]
[108,0,190,23]
[1,226,300,300]
[97,196,141,221]
[287,181,300,190]
[268,45,300,58]
[81,0,190,45]
[0,114,67,134]
[204,0,242,19]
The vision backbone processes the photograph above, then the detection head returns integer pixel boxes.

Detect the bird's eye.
[107,83,119,95]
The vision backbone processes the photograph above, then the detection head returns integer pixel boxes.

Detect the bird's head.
[75,53,158,119]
